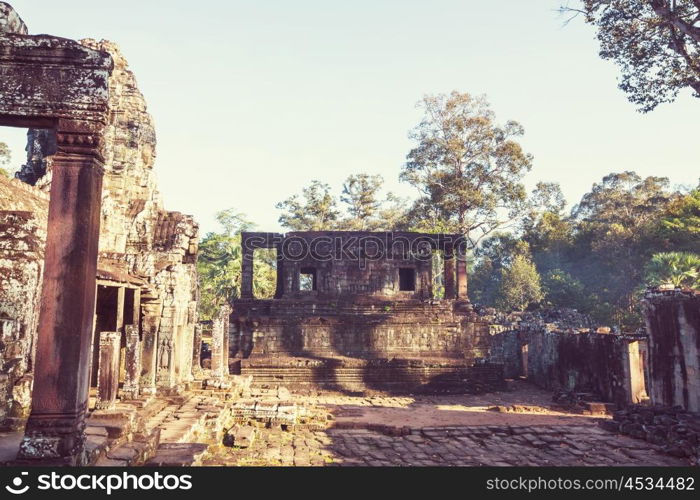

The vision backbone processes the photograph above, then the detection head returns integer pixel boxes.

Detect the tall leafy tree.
[339,173,384,230]
[654,189,700,251]
[497,253,544,312]
[197,209,276,320]
[276,180,340,231]
[562,0,700,111]
[400,91,533,245]
[0,141,10,177]
[277,175,408,231]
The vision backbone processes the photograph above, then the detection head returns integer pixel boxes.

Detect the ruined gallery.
[0,2,698,470]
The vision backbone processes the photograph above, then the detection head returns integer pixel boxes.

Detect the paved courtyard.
[201,382,689,467]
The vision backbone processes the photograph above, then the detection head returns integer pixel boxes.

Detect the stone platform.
[239,355,505,394]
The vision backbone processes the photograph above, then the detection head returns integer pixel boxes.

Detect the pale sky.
[2,0,698,235]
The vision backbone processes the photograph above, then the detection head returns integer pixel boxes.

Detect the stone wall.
[642,289,700,412]
[231,298,499,393]
[0,177,48,423]
[489,326,647,408]
[234,299,489,360]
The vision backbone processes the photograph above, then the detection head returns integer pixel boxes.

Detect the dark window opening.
[124,288,135,326]
[300,267,317,291]
[398,267,416,291]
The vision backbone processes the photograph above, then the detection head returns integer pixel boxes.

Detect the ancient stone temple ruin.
[1,2,699,469]
[0,4,198,464]
[230,231,503,392]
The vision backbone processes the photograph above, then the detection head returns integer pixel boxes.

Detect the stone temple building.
[230,231,504,393]
[0,6,198,451]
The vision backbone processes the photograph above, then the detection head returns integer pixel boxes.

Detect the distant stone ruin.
[230,231,504,393]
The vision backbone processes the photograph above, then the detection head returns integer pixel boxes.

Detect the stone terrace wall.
[487,309,644,407]
[0,176,48,423]
[642,289,700,412]
[234,300,490,360]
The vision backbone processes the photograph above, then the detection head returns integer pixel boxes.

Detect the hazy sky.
[2,0,697,234]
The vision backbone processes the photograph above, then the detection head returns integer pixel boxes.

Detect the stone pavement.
[199,382,690,467]
[200,422,687,467]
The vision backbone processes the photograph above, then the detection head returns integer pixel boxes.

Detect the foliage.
[653,189,700,251]
[400,92,533,245]
[562,1,700,112]
[469,170,696,328]
[0,141,10,177]
[497,254,544,311]
[197,209,276,320]
[276,180,340,231]
[277,175,408,231]
[644,251,700,288]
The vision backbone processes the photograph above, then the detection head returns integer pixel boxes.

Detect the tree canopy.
[197,209,276,320]
[0,141,10,178]
[277,175,408,231]
[400,92,533,245]
[563,0,700,111]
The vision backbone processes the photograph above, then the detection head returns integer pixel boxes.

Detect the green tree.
[497,254,544,311]
[400,91,533,245]
[644,251,700,288]
[197,209,276,320]
[0,141,10,177]
[277,175,408,231]
[276,180,340,231]
[569,171,677,326]
[469,234,531,306]
[541,268,594,311]
[654,189,700,251]
[340,173,383,230]
[562,1,700,112]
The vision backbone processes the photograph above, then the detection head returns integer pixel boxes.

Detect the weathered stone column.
[191,323,203,376]
[210,306,231,379]
[222,304,231,375]
[121,325,141,399]
[456,247,468,300]
[95,331,120,409]
[443,253,455,299]
[210,312,224,378]
[18,126,106,464]
[241,247,254,299]
[139,299,161,397]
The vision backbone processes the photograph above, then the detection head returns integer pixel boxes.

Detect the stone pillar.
[241,246,254,299]
[116,286,125,332]
[132,288,141,326]
[18,126,105,465]
[95,331,120,410]
[210,307,229,379]
[456,247,468,300]
[156,334,174,391]
[139,299,162,397]
[222,304,231,375]
[155,306,177,391]
[191,323,203,376]
[443,253,455,299]
[121,325,141,400]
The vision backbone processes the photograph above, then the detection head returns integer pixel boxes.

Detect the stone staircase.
[90,392,235,467]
